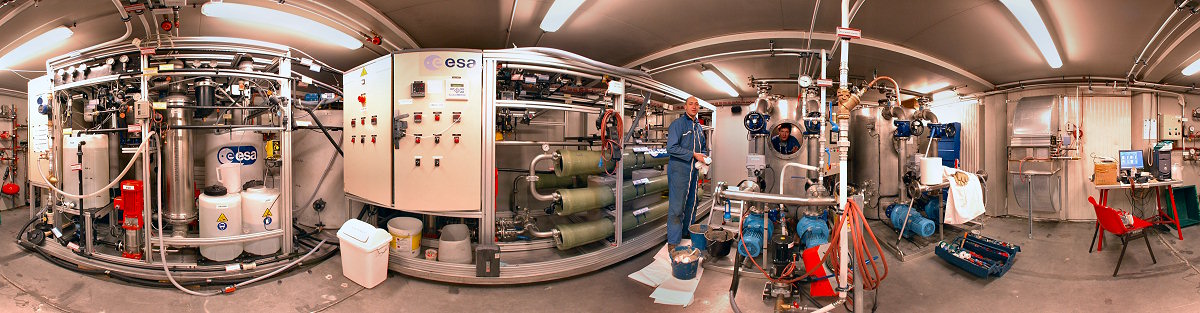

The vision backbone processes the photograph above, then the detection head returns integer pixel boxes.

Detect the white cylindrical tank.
[62,134,111,210]
[241,186,281,255]
[200,131,265,188]
[292,109,348,228]
[199,185,243,261]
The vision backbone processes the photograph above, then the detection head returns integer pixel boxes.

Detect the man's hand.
[693,152,707,162]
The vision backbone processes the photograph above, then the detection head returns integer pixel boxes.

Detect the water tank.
[199,185,242,261]
[241,186,281,255]
[292,109,348,228]
[200,131,265,188]
[62,134,110,210]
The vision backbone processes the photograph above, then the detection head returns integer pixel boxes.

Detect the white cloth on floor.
[943,167,985,224]
[628,243,703,307]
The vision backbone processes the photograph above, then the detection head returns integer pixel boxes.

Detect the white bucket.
[386,217,423,258]
[217,163,243,193]
[920,157,944,185]
[438,224,472,264]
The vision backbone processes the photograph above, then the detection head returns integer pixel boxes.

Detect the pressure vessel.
[241,186,281,255]
[199,185,243,261]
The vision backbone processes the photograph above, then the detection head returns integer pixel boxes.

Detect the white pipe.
[46,0,133,70]
[779,162,819,201]
[819,49,827,188]
[836,0,851,302]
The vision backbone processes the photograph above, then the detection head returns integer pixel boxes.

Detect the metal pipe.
[163,108,195,237]
[779,162,819,199]
[527,154,559,202]
[496,141,592,147]
[837,0,852,304]
[716,189,836,207]
[503,0,519,48]
[151,229,285,247]
[1126,4,1185,79]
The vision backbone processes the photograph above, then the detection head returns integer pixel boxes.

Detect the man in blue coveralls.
[666,96,708,251]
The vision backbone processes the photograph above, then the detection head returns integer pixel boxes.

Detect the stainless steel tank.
[164,100,196,236]
[848,106,902,209]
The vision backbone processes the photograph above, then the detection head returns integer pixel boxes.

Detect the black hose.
[297,105,343,156]
[729,250,745,313]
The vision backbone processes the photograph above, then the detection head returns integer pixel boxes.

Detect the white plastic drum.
[62,134,110,210]
[292,109,348,229]
[199,186,243,261]
[241,186,281,255]
[201,131,265,188]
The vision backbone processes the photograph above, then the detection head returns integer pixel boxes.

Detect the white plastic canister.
[199,185,243,261]
[202,131,265,188]
[241,186,281,255]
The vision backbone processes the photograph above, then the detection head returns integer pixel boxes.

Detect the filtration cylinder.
[241,186,281,255]
[62,134,110,210]
[199,185,243,261]
[201,131,265,188]
[164,105,196,236]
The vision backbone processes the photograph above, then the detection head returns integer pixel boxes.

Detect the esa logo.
[423,55,476,71]
[217,146,258,165]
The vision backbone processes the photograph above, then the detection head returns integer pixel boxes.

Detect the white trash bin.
[336,219,391,288]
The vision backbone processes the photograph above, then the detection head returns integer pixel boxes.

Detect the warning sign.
[360,68,367,77]
[216,213,228,223]
[217,222,228,231]
[262,208,272,217]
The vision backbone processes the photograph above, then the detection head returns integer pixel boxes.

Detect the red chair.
[1088,196,1157,276]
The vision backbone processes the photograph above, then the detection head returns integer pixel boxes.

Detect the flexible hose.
[599,108,623,175]
[36,131,156,199]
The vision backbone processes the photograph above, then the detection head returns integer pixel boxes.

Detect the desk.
[1091,180,1183,252]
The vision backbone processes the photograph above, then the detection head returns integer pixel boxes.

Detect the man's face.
[778,126,790,138]
[685,98,699,117]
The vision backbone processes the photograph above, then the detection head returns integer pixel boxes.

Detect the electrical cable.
[35,131,155,200]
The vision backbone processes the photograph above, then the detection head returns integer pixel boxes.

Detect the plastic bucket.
[704,228,734,258]
[688,224,708,251]
[438,224,473,264]
[386,217,423,258]
[670,246,700,280]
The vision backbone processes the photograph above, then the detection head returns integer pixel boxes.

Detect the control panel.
[28,76,52,187]
[343,55,394,205]
[1161,114,1183,141]
[392,51,484,212]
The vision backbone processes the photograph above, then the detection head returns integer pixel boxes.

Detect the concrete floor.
[1,208,1199,313]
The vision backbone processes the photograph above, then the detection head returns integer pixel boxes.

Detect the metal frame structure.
[25,37,316,282]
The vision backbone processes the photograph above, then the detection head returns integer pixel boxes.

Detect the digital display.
[1118,150,1144,170]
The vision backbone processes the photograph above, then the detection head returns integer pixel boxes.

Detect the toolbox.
[935,233,1021,278]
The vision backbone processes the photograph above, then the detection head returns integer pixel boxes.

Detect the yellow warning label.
[360,68,367,77]
[262,208,273,218]
[216,213,228,223]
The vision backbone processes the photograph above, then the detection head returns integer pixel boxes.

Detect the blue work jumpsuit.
[666,113,708,245]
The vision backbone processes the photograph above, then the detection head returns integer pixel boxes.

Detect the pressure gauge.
[105,58,115,66]
[118,55,130,64]
[798,75,813,88]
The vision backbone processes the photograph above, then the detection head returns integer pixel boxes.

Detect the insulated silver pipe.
[716,188,836,207]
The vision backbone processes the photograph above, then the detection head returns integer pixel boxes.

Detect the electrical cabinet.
[343,55,394,205]
[392,51,484,212]
[27,76,52,187]
[1161,114,1183,141]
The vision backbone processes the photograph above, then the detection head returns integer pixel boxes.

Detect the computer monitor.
[1118,150,1144,170]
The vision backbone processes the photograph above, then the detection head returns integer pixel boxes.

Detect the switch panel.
[393,51,484,213]
[343,55,393,205]
[1161,114,1183,141]
[27,76,52,187]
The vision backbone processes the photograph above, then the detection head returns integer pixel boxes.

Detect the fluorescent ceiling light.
[202,2,362,50]
[915,82,950,94]
[540,0,585,32]
[0,26,73,69]
[932,90,958,101]
[1182,58,1200,76]
[700,68,739,97]
[1000,0,1062,68]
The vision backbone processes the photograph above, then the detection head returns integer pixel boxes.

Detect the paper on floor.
[628,243,704,307]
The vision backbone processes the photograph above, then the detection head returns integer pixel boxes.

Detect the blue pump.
[886,203,936,238]
[738,214,772,257]
[795,214,830,249]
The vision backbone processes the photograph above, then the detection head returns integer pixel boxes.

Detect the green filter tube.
[534,173,580,190]
[553,149,668,177]
[554,200,670,250]
[554,175,669,215]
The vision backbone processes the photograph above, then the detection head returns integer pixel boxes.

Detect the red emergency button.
[415,136,421,144]
[453,136,460,143]
[357,94,366,105]
[435,114,441,121]
[414,113,423,123]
